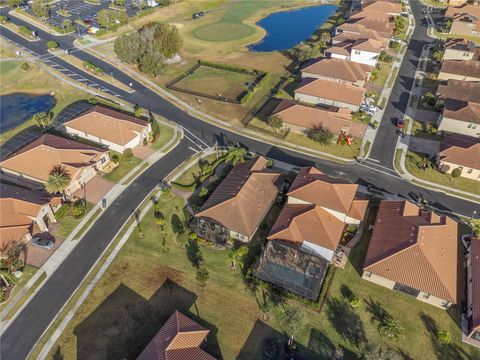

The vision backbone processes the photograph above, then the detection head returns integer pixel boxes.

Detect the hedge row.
[198,60,264,76]
[239,72,270,104]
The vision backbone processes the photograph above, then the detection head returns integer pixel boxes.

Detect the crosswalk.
[357,157,402,179]
[1,35,123,98]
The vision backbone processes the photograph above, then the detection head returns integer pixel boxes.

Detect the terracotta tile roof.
[325,40,355,56]
[337,22,392,40]
[446,4,480,18]
[295,78,366,107]
[137,310,215,360]
[287,167,367,220]
[361,0,402,14]
[301,58,373,83]
[439,134,480,170]
[333,28,386,43]
[270,100,366,137]
[268,204,345,251]
[440,60,480,78]
[437,80,480,102]
[364,201,458,303]
[471,238,480,332]
[348,11,395,36]
[443,99,480,124]
[65,105,150,147]
[195,157,283,238]
[0,134,107,183]
[352,38,385,53]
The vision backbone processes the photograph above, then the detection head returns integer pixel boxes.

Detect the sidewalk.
[0,122,182,332]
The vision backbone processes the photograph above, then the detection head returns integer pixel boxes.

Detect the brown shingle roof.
[364,201,458,303]
[471,238,480,332]
[270,100,366,137]
[268,204,345,251]
[0,134,107,183]
[137,310,215,360]
[195,157,283,238]
[287,167,367,220]
[295,78,366,107]
[439,134,480,170]
[301,58,373,83]
[437,80,480,102]
[443,99,480,124]
[65,105,150,147]
[440,60,480,78]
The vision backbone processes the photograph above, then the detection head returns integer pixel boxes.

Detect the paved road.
[366,0,429,169]
[1,2,479,359]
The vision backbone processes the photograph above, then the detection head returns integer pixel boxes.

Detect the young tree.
[432,49,444,63]
[228,245,248,270]
[267,115,284,133]
[123,148,133,160]
[306,126,334,145]
[33,111,52,130]
[226,145,247,165]
[378,318,403,339]
[195,267,209,287]
[45,165,71,200]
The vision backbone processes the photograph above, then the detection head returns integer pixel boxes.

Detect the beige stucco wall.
[440,160,480,181]
[294,93,360,111]
[34,204,57,231]
[443,48,474,61]
[416,291,452,309]
[438,71,480,82]
[438,116,480,137]
[229,230,249,242]
[362,271,396,289]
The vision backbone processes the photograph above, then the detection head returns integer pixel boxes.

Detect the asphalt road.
[1,2,479,359]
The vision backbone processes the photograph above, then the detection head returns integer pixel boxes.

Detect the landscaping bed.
[103,151,142,183]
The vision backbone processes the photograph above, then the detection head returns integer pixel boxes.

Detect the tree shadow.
[51,346,63,360]
[419,312,470,360]
[340,284,353,299]
[365,296,391,325]
[186,239,202,268]
[171,213,185,234]
[74,279,223,359]
[326,297,366,348]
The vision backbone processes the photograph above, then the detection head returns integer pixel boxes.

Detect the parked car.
[31,236,54,250]
[395,118,404,129]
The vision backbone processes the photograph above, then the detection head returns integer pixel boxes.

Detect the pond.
[0,93,56,132]
[249,4,338,52]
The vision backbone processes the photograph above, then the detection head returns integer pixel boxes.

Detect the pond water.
[249,4,338,52]
[0,93,56,132]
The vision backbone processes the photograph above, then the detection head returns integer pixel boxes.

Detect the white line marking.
[180,126,209,148]
[357,162,402,180]
[367,158,380,163]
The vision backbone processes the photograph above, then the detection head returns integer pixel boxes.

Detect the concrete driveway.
[409,136,440,156]
[25,233,65,269]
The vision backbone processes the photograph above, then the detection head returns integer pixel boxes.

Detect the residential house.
[63,105,152,153]
[437,134,480,181]
[438,60,480,81]
[347,11,395,38]
[137,310,216,360]
[254,240,329,301]
[443,38,480,61]
[335,22,392,43]
[269,100,367,139]
[437,79,480,104]
[0,134,110,196]
[445,4,480,38]
[325,38,386,66]
[268,167,368,262]
[438,99,480,137]
[192,156,283,244]
[359,0,402,16]
[300,57,373,86]
[363,200,458,309]
[0,183,61,256]
[294,78,366,111]
[466,237,480,344]
[440,0,468,6]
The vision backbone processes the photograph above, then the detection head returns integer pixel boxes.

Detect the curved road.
[0,1,478,359]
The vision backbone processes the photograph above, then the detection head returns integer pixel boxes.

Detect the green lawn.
[173,154,218,186]
[174,65,258,100]
[52,203,94,239]
[46,194,480,360]
[0,61,89,144]
[0,265,37,313]
[103,152,142,183]
[405,151,480,195]
[411,120,443,141]
[150,123,175,150]
[370,61,393,90]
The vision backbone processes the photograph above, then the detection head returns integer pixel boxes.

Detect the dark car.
[396,118,405,129]
[31,236,54,250]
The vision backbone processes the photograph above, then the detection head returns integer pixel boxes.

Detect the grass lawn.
[369,61,392,91]
[103,152,142,183]
[174,154,218,186]
[173,65,258,100]
[46,194,480,360]
[52,203,95,240]
[0,265,37,313]
[0,61,89,145]
[405,151,480,195]
[150,123,175,150]
[0,39,17,58]
[433,30,480,44]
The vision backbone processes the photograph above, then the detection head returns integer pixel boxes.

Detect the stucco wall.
[362,271,396,289]
[416,291,452,309]
[301,241,335,261]
[350,50,379,66]
[438,116,480,137]
[443,48,474,61]
[294,93,360,111]
[440,160,480,181]
[438,71,480,82]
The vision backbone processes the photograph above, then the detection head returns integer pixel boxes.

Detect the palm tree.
[432,49,444,63]
[320,32,331,45]
[45,165,70,200]
[33,111,52,131]
[228,245,248,269]
[378,318,403,339]
[225,145,247,165]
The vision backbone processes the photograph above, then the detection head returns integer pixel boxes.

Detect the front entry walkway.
[72,175,114,204]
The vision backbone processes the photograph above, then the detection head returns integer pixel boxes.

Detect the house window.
[423,292,430,299]
[100,156,107,164]
[354,50,361,55]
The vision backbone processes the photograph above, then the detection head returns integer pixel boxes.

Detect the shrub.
[348,294,361,308]
[451,168,462,179]
[47,41,59,50]
[436,329,451,345]
[195,267,209,287]
[111,153,119,163]
[266,159,274,168]
[188,232,198,240]
[18,25,32,37]
[198,187,208,197]
[71,204,85,218]
[19,62,30,72]
[0,15,8,23]
[123,148,133,160]
[94,28,108,37]
[306,126,334,145]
